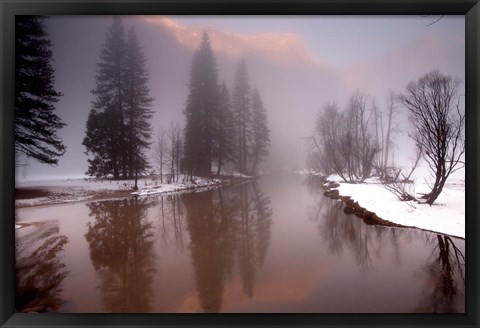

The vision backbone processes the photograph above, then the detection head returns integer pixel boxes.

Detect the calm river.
[15,175,465,313]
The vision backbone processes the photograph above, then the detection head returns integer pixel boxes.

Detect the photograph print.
[14,14,465,313]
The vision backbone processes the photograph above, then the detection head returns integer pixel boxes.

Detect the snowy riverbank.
[15,174,253,208]
[299,166,465,239]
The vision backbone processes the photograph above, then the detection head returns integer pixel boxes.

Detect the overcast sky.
[167,15,463,70]
[17,15,464,179]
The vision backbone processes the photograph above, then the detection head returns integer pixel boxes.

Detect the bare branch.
[424,15,445,26]
[398,71,464,204]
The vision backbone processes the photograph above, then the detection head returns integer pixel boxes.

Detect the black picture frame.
[1,1,478,327]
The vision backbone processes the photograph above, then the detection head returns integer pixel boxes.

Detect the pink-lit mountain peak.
[142,16,320,67]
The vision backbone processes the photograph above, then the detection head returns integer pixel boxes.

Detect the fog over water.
[18,15,464,179]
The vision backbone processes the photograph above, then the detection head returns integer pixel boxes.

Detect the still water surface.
[15,175,465,313]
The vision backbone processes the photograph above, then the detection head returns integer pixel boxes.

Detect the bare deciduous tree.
[167,122,182,183]
[373,91,399,181]
[153,129,168,183]
[335,90,379,182]
[311,102,343,176]
[309,91,379,183]
[398,71,465,205]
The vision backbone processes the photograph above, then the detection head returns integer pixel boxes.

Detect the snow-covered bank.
[16,177,135,207]
[131,176,226,196]
[301,166,465,239]
[16,174,253,208]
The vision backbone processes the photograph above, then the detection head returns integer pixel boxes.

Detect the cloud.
[142,16,320,67]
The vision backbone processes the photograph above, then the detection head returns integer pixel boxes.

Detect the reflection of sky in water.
[15,175,465,313]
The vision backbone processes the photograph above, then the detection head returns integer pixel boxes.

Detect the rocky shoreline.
[318,177,412,229]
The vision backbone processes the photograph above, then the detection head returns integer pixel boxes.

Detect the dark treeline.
[83,17,154,189]
[15,16,271,182]
[79,19,272,183]
[15,16,66,166]
[183,33,270,178]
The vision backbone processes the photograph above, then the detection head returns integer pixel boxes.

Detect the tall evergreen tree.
[182,33,220,177]
[84,18,153,183]
[83,109,115,177]
[15,16,66,165]
[231,59,252,174]
[83,16,127,179]
[249,87,270,175]
[124,27,154,189]
[213,81,234,175]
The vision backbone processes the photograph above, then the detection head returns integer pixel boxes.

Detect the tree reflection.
[182,189,236,313]
[236,182,273,298]
[309,195,345,256]
[16,221,69,312]
[310,193,386,271]
[85,198,155,312]
[415,234,465,312]
[183,182,273,312]
[157,194,187,252]
[305,177,465,312]
[306,175,398,272]
[303,175,327,197]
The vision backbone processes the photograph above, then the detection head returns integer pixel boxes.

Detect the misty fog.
[14,15,467,314]
[17,15,465,179]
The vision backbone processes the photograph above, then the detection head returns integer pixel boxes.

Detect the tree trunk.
[426,176,447,205]
[133,153,138,190]
[217,160,222,176]
[160,153,163,183]
[425,161,446,205]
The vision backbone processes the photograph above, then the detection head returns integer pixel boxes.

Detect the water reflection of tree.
[415,234,465,312]
[16,221,69,312]
[236,183,273,298]
[183,189,236,313]
[85,198,155,312]
[305,177,465,312]
[305,175,422,272]
[183,182,273,312]
[157,194,186,252]
[310,193,387,271]
[303,175,326,197]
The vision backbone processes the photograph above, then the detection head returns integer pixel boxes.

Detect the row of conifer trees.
[15,16,270,182]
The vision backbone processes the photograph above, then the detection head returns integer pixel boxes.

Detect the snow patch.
[16,174,252,206]
[300,166,465,239]
[131,176,225,196]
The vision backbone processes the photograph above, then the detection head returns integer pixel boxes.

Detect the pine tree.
[83,109,115,177]
[249,87,270,175]
[84,17,153,183]
[213,81,234,175]
[124,27,154,189]
[231,59,252,174]
[83,16,127,179]
[182,33,220,177]
[15,16,66,165]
